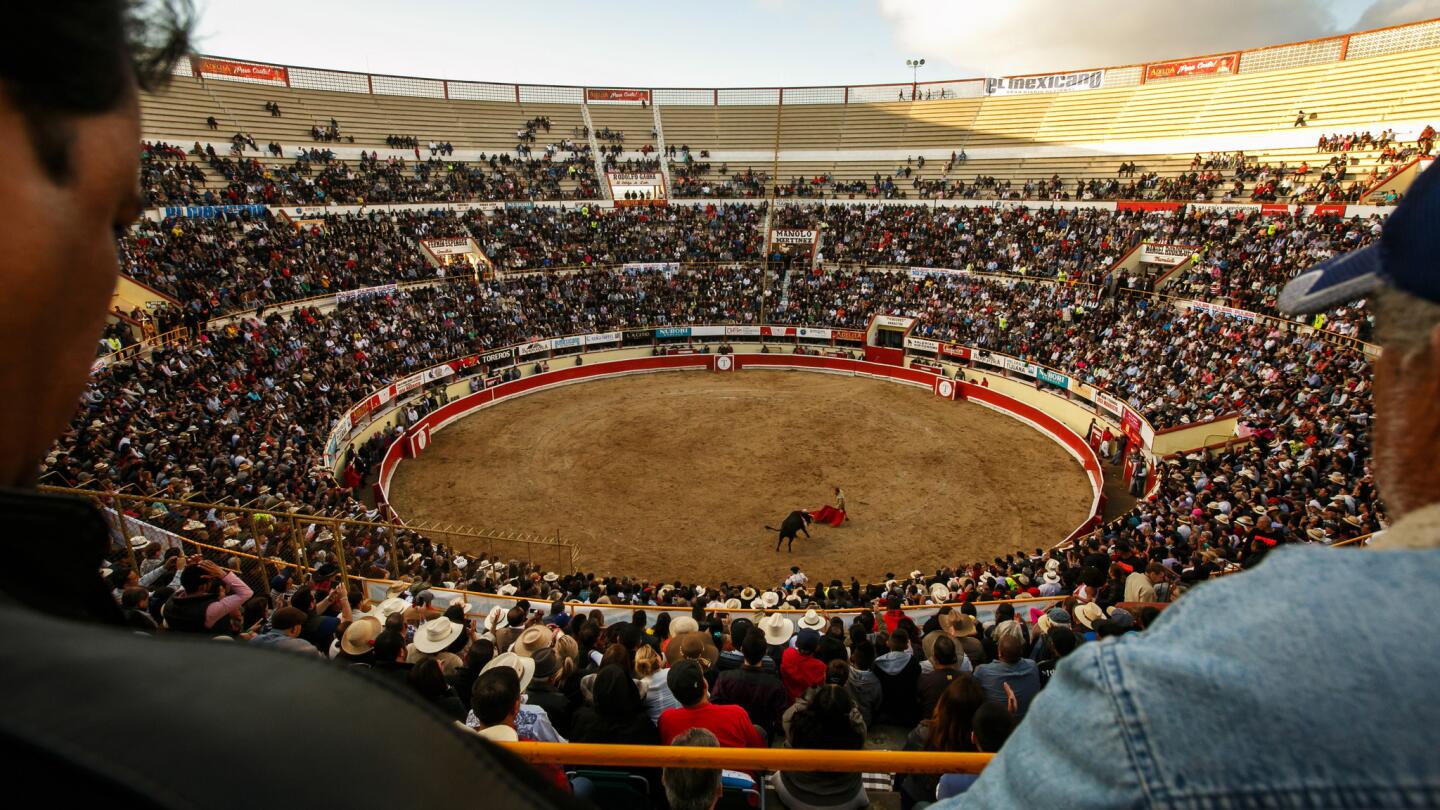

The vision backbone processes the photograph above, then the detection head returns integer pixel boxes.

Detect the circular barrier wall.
[383,349,1103,586]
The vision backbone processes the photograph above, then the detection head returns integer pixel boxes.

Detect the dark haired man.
[0,3,567,806]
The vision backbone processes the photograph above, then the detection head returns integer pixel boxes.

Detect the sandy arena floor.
[388,371,1093,587]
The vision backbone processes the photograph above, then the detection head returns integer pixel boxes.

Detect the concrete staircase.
[651,99,675,196]
[579,103,612,200]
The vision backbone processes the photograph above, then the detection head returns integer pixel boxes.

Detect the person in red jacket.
[780,628,826,700]
[658,661,766,749]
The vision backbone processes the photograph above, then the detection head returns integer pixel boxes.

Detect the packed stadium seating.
[68,18,1437,805]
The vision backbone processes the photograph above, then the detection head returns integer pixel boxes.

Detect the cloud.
[1354,0,1440,28]
[876,0,1373,76]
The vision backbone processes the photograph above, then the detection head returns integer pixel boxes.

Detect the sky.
[191,0,1440,88]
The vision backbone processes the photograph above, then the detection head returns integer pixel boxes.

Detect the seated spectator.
[845,639,883,727]
[712,626,790,741]
[658,660,765,748]
[248,606,319,657]
[900,674,987,808]
[917,634,966,719]
[570,663,662,797]
[408,657,467,721]
[972,624,1041,718]
[637,643,681,722]
[873,627,921,726]
[467,665,571,793]
[775,683,869,809]
[663,728,725,810]
[934,703,1017,801]
[782,627,827,699]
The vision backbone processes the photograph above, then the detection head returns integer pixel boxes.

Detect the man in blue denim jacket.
[941,163,1440,808]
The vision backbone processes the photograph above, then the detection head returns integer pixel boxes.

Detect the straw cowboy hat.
[761,591,780,609]
[665,631,720,668]
[511,625,554,658]
[484,605,510,635]
[930,582,950,603]
[413,617,464,654]
[482,652,536,692]
[670,616,700,638]
[797,609,826,632]
[127,536,152,551]
[370,597,408,622]
[723,598,743,611]
[1074,602,1107,631]
[758,612,795,646]
[340,616,383,656]
[740,587,757,601]
[947,612,979,638]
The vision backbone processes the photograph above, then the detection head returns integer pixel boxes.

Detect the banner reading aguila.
[1144,54,1238,82]
[586,88,650,102]
[197,58,288,84]
[985,69,1103,96]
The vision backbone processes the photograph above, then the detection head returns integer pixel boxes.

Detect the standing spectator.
[658,660,766,748]
[161,558,252,634]
[873,627,922,726]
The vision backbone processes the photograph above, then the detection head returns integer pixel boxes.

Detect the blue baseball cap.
[1278,160,1440,315]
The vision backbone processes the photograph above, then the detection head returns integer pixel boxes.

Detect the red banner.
[586,88,649,102]
[1121,409,1143,446]
[197,57,288,84]
[940,343,971,361]
[834,329,866,342]
[1117,200,1182,213]
[1260,203,1297,217]
[1310,204,1348,217]
[1144,54,1238,82]
[760,326,796,337]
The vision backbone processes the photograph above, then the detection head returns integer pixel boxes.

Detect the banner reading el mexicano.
[985,69,1103,96]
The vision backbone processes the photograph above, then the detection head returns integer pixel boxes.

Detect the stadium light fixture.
[906,58,926,98]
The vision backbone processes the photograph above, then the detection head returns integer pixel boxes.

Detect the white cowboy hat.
[498,583,518,596]
[758,613,795,646]
[454,556,468,569]
[1074,602,1107,631]
[485,605,510,633]
[1042,570,1061,585]
[761,591,780,609]
[929,583,950,603]
[482,652,536,692]
[413,617,464,654]
[670,616,700,638]
[797,609,826,632]
[909,570,923,581]
[370,597,408,621]
[740,587,757,601]
[126,536,152,551]
[543,572,559,583]
[1045,558,1060,573]
[723,598,742,610]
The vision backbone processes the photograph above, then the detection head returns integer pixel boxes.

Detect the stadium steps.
[579,103,611,199]
[651,100,675,195]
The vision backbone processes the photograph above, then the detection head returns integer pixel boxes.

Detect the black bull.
[766,510,813,552]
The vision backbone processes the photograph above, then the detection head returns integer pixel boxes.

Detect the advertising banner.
[770,229,818,245]
[1182,301,1258,321]
[760,326,795,337]
[197,57,288,84]
[551,335,583,349]
[940,343,971,361]
[690,326,728,337]
[608,172,667,202]
[480,347,516,366]
[1069,380,1097,402]
[421,237,477,256]
[834,329,866,342]
[161,203,267,220]
[518,339,553,356]
[393,372,426,398]
[998,355,1037,377]
[655,327,692,338]
[336,283,398,303]
[872,314,915,329]
[1139,243,1196,266]
[622,261,680,275]
[584,332,622,345]
[909,266,968,280]
[422,365,455,383]
[1260,203,1298,216]
[725,325,762,336]
[1144,54,1239,82]
[1095,390,1126,421]
[904,336,939,352]
[586,88,650,102]
[985,69,1103,96]
[1121,408,1144,446]
[1036,367,1070,389]
[796,327,832,340]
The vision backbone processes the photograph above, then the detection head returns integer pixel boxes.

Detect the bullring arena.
[388,369,1094,585]
[16,3,1435,805]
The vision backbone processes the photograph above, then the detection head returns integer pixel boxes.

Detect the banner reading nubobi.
[985,69,1104,96]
